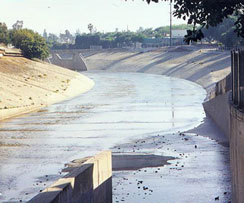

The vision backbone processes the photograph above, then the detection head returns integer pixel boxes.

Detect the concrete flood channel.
[0,71,231,202]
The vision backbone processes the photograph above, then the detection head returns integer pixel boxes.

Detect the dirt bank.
[0,56,94,121]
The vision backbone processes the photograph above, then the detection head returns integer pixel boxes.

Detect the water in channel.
[0,71,206,201]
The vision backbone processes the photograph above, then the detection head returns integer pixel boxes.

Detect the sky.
[0,0,186,35]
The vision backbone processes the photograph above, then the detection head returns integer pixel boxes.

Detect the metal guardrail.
[231,50,244,108]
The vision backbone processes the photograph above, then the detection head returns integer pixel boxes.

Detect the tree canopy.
[49,24,190,50]
[0,23,49,59]
[145,0,244,43]
[10,29,49,60]
[0,23,9,45]
[203,16,244,47]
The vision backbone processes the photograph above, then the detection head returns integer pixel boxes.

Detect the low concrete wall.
[0,47,22,57]
[229,104,244,203]
[203,74,232,138]
[216,74,232,96]
[203,93,230,138]
[28,151,112,203]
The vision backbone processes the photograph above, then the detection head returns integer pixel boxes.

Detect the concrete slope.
[84,46,232,142]
[85,46,231,93]
[0,56,94,121]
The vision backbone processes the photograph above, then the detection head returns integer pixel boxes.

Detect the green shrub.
[0,22,9,45]
[10,29,49,60]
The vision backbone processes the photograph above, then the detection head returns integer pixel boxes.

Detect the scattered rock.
[215,196,219,201]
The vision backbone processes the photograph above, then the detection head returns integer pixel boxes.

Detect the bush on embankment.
[9,29,49,60]
[0,22,10,45]
[0,22,49,60]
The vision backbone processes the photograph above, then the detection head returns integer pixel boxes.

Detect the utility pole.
[170,1,172,47]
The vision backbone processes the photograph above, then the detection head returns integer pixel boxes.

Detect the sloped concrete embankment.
[48,46,231,95]
[77,46,232,139]
[28,151,112,203]
[0,56,94,121]
[82,46,232,138]
[83,46,231,91]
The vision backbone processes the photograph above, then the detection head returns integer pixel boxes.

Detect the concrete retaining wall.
[48,50,88,71]
[0,47,22,57]
[214,73,232,98]
[207,70,244,203]
[203,74,232,138]
[203,93,230,138]
[28,151,112,203]
[229,104,244,203]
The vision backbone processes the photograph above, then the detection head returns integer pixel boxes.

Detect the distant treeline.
[71,32,144,49]
[50,24,193,49]
[1,19,243,56]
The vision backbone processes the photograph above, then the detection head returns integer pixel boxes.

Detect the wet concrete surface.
[112,154,174,171]
[0,71,230,202]
[112,132,231,203]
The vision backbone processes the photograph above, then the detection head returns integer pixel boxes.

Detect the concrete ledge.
[0,47,22,57]
[28,151,112,203]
